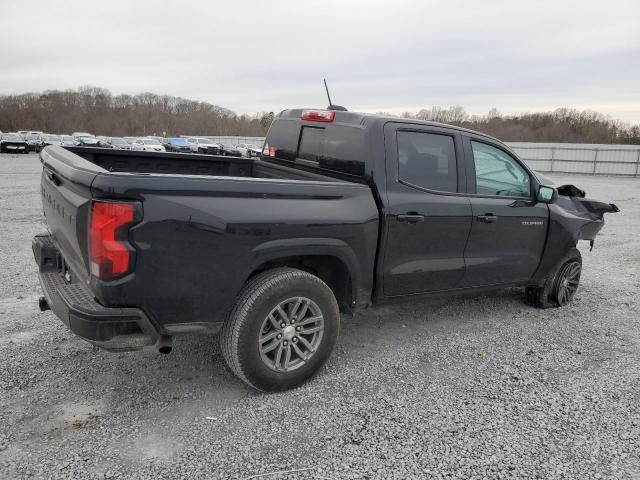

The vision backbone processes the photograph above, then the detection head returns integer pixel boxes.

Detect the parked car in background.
[25,133,44,152]
[132,138,166,152]
[96,136,113,148]
[219,144,242,157]
[0,133,29,153]
[60,135,79,147]
[236,143,262,158]
[163,137,193,153]
[41,134,62,147]
[107,137,131,150]
[73,132,99,146]
[186,137,221,154]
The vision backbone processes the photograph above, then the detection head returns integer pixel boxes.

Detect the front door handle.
[477,214,498,223]
[397,214,425,223]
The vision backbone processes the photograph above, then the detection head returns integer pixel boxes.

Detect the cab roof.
[277,108,503,144]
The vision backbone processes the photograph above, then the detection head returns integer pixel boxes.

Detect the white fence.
[187,136,640,176]
[507,142,640,176]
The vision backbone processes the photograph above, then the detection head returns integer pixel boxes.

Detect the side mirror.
[537,185,558,204]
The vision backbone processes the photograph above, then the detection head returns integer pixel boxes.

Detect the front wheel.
[525,247,582,308]
[221,268,340,391]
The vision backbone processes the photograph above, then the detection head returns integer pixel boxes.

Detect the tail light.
[301,110,335,122]
[89,200,141,280]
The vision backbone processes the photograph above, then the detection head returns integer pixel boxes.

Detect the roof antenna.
[323,79,347,111]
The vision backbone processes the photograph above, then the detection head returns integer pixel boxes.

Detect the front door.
[382,124,472,296]
[460,139,548,287]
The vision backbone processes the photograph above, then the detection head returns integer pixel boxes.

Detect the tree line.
[0,86,638,144]
[383,106,640,144]
[0,86,274,137]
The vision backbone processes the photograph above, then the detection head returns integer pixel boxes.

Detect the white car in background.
[132,138,166,152]
[72,132,99,146]
[186,137,221,154]
[41,134,63,147]
[60,135,79,147]
[236,143,262,158]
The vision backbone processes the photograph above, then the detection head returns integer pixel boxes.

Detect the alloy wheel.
[258,297,324,372]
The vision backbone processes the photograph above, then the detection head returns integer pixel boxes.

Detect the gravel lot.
[1,153,639,479]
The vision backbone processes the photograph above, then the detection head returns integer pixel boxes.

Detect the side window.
[397,131,457,193]
[471,141,531,197]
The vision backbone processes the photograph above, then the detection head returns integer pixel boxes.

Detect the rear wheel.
[525,247,582,308]
[221,268,339,391]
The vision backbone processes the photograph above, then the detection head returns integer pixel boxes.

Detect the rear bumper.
[33,233,159,351]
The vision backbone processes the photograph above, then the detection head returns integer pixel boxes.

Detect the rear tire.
[525,247,582,308]
[221,268,340,392]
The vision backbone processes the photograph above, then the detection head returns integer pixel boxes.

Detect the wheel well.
[249,256,353,313]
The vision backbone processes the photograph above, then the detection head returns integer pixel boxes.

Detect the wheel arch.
[244,238,364,313]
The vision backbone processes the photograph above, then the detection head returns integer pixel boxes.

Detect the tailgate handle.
[397,214,425,224]
[477,214,498,223]
[46,170,61,186]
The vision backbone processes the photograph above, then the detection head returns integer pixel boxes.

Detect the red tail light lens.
[301,110,335,122]
[89,200,140,280]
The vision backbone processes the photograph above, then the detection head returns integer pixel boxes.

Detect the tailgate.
[40,147,104,282]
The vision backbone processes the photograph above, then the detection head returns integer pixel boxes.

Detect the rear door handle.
[397,214,425,223]
[477,214,498,223]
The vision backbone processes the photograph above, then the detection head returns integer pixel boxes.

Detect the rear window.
[265,119,365,177]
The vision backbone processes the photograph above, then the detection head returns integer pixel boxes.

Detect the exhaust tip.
[156,335,173,354]
[38,296,50,311]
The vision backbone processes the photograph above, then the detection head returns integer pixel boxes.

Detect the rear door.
[382,123,472,296]
[459,137,548,287]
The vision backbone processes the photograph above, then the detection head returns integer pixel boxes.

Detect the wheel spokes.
[258,297,325,372]
[300,325,322,335]
[298,315,322,326]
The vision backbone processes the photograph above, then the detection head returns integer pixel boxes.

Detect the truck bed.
[63,146,343,182]
[38,146,379,340]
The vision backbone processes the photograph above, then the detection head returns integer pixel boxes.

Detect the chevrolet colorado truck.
[33,108,618,391]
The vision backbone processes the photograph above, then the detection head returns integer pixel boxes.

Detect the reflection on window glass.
[297,126,365,176]
[472,142,530,197]
[397,131,457,192]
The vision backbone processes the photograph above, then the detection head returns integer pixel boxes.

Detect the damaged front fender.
[530,184,619,286]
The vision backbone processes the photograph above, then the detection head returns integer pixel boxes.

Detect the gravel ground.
[0,153,639,479]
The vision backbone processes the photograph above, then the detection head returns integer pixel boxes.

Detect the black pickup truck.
[33,108,618,391]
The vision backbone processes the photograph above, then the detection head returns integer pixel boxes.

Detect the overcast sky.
[1,0,639,123]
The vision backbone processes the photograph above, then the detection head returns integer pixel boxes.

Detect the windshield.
[246,144,259,149]
[110,138,126,145]
[27,134,41,140]
[2,134,21,141]
[61,136,74,141]
[143,139,160,145]
[169,138,188,145]
[197,139,212,144]
[46,135,61,142]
